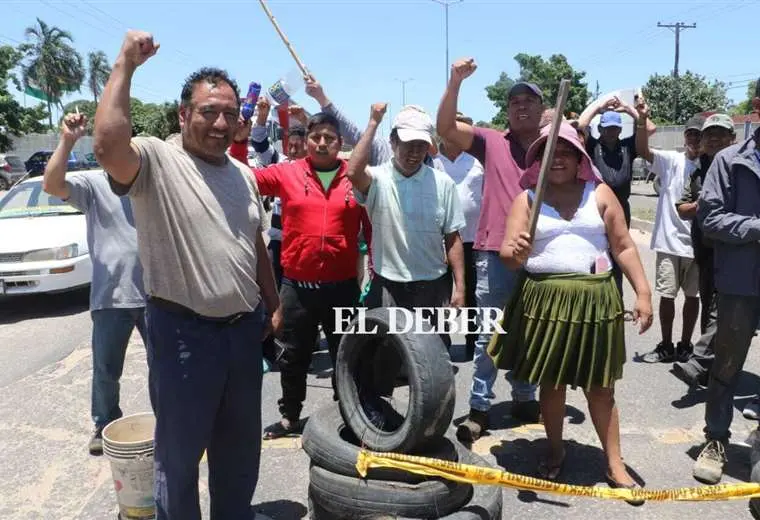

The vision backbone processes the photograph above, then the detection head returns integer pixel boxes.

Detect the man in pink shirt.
[437,57,543,441]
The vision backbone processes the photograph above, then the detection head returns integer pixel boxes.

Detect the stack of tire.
[303,307,503,519]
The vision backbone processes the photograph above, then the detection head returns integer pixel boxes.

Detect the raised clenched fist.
[61,112,88,142]
[370,103,388,124]
[450,58,477,83]
[119,30,159,69]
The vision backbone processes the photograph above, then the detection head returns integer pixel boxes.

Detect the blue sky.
[2,0,758,135]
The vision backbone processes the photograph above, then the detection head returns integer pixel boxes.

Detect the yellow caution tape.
[356,449,760,502]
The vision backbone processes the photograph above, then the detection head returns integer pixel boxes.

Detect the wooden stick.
[527,79,571,239]
[258,0,309,77]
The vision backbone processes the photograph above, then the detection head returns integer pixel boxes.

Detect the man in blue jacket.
[692,82,760,485]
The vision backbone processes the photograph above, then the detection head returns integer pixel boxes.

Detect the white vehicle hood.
[0,214,87,254]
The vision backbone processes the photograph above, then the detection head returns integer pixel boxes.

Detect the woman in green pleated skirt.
[488,121,653,499]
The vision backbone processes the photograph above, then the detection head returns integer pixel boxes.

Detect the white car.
[0,175,92,296]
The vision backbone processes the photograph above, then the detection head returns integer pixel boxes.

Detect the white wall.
[7,133,94,161]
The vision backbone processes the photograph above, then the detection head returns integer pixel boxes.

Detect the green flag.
[24,80,50,102]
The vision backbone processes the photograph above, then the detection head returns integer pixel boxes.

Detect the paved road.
[629,179,659,223]
[1,231,759,519]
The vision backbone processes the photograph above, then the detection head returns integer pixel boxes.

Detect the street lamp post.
[431,0,463,85]
[395,77,414,107]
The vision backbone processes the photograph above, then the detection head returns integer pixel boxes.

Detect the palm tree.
[19,18,84,129]
[87,50,111,105]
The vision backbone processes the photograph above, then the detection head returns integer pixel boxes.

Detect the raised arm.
[634,100,654,163]
[93,30,159,187]
[43,112,88,200]
[346,103,387,196]
[436,58,477,152]
[305,74,391,165]
[577,96,615,130]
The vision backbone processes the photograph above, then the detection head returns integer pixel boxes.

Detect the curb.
[630,217,653,234]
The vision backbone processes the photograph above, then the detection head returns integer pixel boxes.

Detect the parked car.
[0,175,92,296]
[0,153,27,190]
[84,152,99,169]
[24,150,88,177]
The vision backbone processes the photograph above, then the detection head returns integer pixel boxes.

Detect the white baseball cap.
[392,105,434,145]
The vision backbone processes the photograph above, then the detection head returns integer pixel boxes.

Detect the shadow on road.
[0,287,89,325]
[670,370,760,413]
[252,499,308,519]
[489,438,647,506]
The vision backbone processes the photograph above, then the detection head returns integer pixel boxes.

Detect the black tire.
[309,446,502,520]
[303,403,460,483]
[308,463,471,519]
[335,307,456,453]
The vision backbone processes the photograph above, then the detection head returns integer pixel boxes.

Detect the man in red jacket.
[230,112,365,439]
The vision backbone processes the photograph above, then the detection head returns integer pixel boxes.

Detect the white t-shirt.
[649,150,698,258]
[434,152,484,243]
[354,160,466,282]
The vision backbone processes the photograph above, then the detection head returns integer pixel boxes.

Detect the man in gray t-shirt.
[43,111,147,457]
[94,30,281,520]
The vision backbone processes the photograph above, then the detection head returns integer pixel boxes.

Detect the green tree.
[87,50,111,105]
[730,80,757,116]
[485,53,590,127]
[642,71,729,125]
[18,18,85,129]
[0,45,48,152]
[131,99,180,139]
[60,99,97,132]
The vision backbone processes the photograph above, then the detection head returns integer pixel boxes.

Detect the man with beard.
[670,114,736,389]
[229,111,365,441]
[634,108,703,365]
[436,57,544,441]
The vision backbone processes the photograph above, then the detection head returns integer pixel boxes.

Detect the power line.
[657,21,696,122]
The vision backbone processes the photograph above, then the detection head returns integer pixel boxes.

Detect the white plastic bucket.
[102,412,156,520]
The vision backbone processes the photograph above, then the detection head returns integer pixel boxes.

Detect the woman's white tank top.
[525,181,611,275]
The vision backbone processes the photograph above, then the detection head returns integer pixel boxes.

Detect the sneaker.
[640,341,675,363]
[676,341,694,363]
[671,360,707,389]
[744,397,760,420]
[88,427,104,456]
[456,409,489,443]
[693,439,727,484]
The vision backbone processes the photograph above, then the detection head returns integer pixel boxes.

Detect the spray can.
[241,82,262,121]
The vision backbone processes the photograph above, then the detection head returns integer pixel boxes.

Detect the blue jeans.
[91,307,147,428]
[469,251,537,412]
[146,299,265,520]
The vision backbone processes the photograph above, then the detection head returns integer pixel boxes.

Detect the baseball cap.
[684,115,706,132]
[702,113,734,132]
[508,81,543,101]
[392,105,434,144]
[599,111,623,128]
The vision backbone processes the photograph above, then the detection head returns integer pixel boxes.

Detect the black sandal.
[263,419,302,440]
[537,451,566,481]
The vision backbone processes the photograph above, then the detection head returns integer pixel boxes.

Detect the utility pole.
[594,81,600,101]
[432,0,463,86]
[395,78,414,107]
[657,21,696,123]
